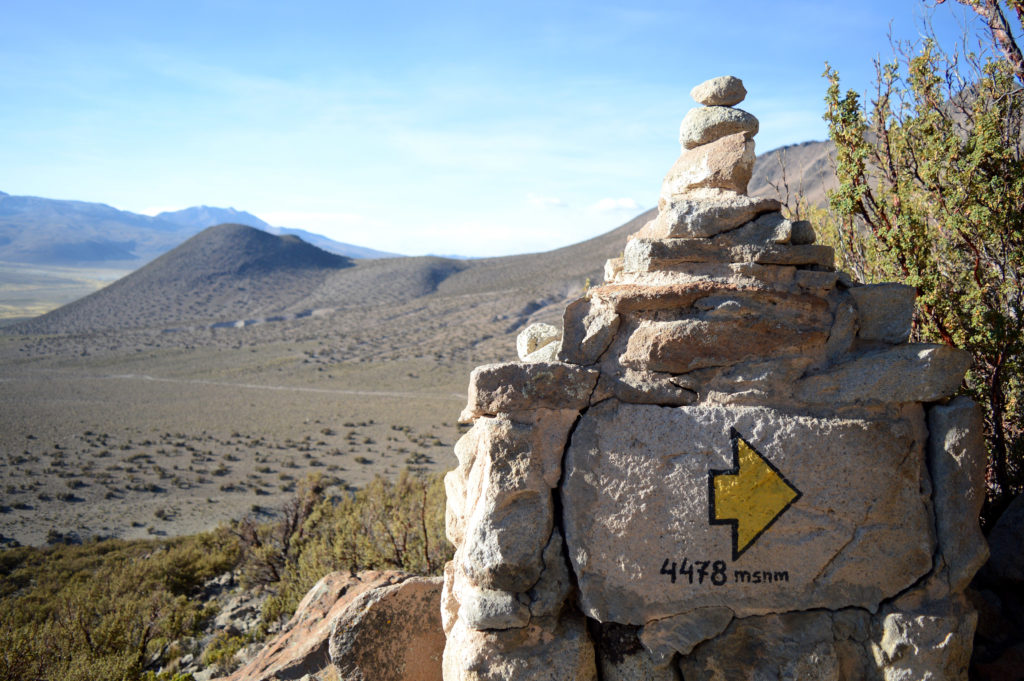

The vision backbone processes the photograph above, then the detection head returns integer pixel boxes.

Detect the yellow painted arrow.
[709,429,801,560]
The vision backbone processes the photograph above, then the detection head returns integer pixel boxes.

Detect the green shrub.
[821,0,1024,523]
[0,469,453,679]
[140,672,195,681]
[201,631,251,675]
[235,469,452,628]
[0,530,239,681]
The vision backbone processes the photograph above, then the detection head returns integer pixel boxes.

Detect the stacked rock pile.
[442,76,987,681]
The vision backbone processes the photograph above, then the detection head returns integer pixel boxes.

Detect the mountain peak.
[9,224,354,335]
[157,206,270,231]
[155,206,404,259]
[161,223,353,277]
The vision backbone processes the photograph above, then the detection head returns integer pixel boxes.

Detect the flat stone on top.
[680,107,759,149]
[691,76,746,106]
[622,237,835,273]
[620,294,831,374]
[460,361,598,420]
[794,344,970,405]
[646,189,781,238]
[661,132,755,196]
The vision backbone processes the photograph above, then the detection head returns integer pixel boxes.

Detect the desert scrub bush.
[235,470,452,628]
[140,672,195,681]
[0,530,240,681]
[231,475,326,589]
[201,631,251,675]
[822,0,1024,523]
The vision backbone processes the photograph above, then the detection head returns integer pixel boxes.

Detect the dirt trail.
[99,372,466,400]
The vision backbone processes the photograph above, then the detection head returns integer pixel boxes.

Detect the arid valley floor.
[0,339,471,545]
[0,144,833,547]
[0,217,626,545]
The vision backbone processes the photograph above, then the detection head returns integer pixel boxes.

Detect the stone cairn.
[442,76,988,681]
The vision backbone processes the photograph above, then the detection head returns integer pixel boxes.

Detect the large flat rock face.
[562,400,934,624]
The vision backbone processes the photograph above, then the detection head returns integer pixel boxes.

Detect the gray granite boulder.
[563,400,934,624]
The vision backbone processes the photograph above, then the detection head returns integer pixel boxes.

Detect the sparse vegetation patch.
[0,468,450,681]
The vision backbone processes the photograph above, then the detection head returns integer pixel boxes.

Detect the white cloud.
[526,193,567,208]
[592,197,640,213]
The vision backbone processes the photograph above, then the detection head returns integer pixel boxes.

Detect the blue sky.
[0,1,975,256]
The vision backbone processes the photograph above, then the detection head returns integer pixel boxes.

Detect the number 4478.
[660,557,727,586]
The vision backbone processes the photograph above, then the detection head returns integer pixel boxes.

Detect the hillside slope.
[8,142,833,362]
[749,140,835,208]
[12,224,354,335]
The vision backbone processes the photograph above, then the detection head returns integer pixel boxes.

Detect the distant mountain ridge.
[156,206,271,230]
[0,191,190,265]
[0,193,401,266]
[5,140,839,362]
[1,140,835,330]
[0,139,831,269]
